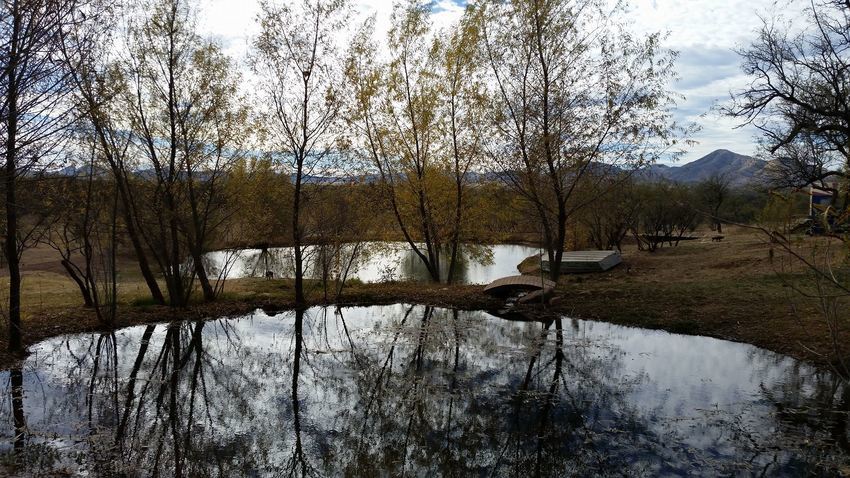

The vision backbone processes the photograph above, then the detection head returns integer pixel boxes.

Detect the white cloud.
[197,0,261,59]
[195,0,811,164]
[628,0,809,163]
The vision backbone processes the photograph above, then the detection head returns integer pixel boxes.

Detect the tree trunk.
[114,174,166,305]
[549,202,567,282]
[4,164,21,352]
[293,162,305,305]
[61,259,94,307]
[447,148,464,284]
[191,247,215,302]
[5,4,22,352]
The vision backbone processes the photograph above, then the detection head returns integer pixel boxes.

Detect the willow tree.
[442,7,488,282]
[346,1,487,283]
[59,0,166,305]
[65,0,248,306]
[253,0,348,305]
[481,0,682,281]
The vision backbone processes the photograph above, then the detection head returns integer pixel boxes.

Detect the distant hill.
[644,149,767,186]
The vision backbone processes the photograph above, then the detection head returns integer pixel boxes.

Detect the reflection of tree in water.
[748,350,850,475]
[11,321,279,476]
[206,242,498,283]
[10,366,25,459]
[3,306,850,476]
[285,309,316,477]
[398,244,493,282]
[332,309,672,476]
[245,244,379,283]
[250,247,296,278]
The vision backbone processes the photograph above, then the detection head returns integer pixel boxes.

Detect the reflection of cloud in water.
[0,306,847,476]
[204,242,535,284]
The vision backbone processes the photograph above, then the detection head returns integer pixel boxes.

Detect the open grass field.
[0,226,847,371]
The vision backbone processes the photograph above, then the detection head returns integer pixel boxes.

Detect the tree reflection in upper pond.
[204,242,516,284]
[0,305,847,476]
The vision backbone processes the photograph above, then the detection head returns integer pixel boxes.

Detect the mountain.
[644,149,767,186]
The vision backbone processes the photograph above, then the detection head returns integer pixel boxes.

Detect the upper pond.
[204,242,539,283]
[0,305,847,476]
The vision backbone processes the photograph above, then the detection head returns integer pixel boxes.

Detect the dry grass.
[518,226,850,369]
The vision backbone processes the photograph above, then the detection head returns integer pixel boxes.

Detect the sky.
[196,0,805,165]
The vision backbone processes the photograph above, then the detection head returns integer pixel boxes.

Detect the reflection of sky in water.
[204,242,541,284]
[0,306,846,476]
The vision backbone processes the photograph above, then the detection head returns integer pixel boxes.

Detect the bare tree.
[730,1,850,193]
[731,0,850,374]
[253,0,348,305]
[42,141,119,324]
[480,0,684,281]
[63,0,247,307]
[59,0,167,305]
[125,0,247,306]
[1,0,79,351]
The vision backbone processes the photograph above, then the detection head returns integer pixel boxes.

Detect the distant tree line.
[574,173,767,252]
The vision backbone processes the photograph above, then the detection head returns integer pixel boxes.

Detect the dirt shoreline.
[0,282,503,369]
[0,278,840,374]
[1,227,846,374]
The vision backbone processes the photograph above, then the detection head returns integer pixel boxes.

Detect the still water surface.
[204,242,540,284]
[0,305,847,476]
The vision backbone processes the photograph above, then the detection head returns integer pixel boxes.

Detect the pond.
[204,242,540,284]
[0,305,847,476]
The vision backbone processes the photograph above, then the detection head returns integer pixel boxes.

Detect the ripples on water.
[0,305,848,476]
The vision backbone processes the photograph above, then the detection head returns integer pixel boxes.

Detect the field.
[541,227,849,369]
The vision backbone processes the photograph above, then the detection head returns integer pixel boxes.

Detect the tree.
[579,175,642,251]
[65,0,248,307]
[764,134,843,196]
[730,0,850,206]
[1,0,79,351]
[481,0,683,281]
[697,173,731,233]
[634,182,700,252]
[41,147,119,325]
[440,7,487,283]
[224,155,293,247]
[253,0,348,305]
[345,2,487,283]
[731,0,850,374]
[731,0,850,152]
[59,0,167,305]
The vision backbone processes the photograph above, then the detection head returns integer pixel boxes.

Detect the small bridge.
[483,275,557,298]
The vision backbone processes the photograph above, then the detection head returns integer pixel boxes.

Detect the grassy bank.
[526,228,849,370]
[0,227,847,371]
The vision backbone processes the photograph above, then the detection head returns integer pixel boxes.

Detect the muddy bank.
[0,281,502,369]
[0,276,841,374]
[2,227,847,373]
